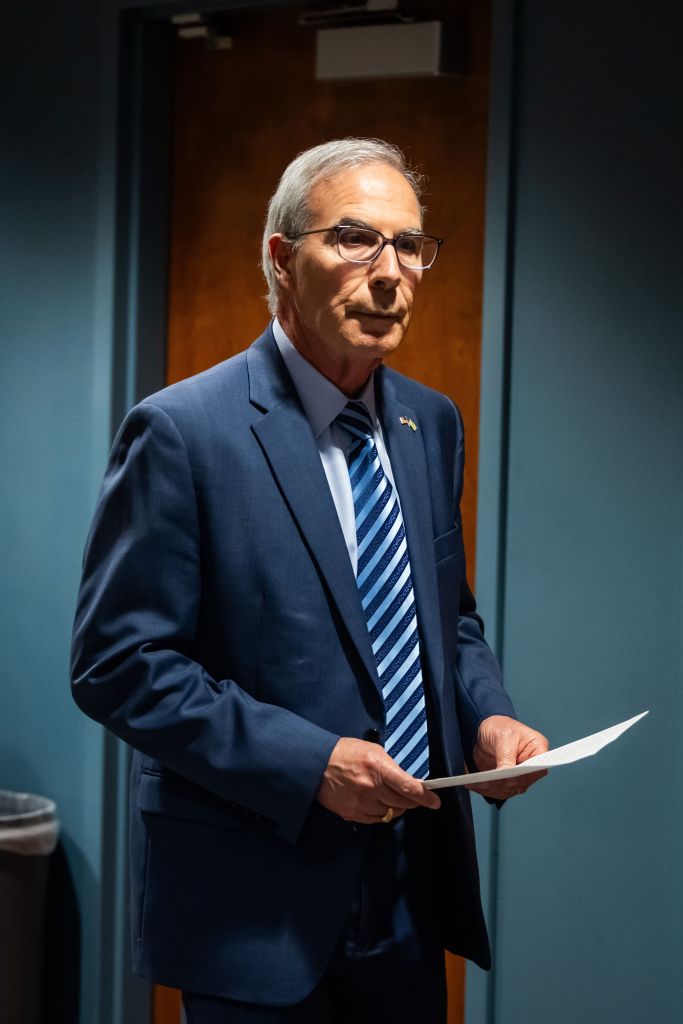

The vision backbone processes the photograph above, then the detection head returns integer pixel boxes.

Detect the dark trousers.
[182,809,447,1024]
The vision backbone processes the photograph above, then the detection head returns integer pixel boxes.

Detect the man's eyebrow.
[336,217,424,234]
[336,218,375,229]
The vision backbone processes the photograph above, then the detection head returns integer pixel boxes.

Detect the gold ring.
[381,807,394,824]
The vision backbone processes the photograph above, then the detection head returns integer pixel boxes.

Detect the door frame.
[100,3,518,1021]
[469,3,519,1022]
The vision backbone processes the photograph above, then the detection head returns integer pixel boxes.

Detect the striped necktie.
[336,401,430,779]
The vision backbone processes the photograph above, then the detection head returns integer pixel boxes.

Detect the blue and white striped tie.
[336,401,430,779]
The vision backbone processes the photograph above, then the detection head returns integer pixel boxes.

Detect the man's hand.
[467,715,549,801]
[316,737,441,824]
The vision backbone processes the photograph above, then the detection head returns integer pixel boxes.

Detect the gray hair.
[261,137,425,315]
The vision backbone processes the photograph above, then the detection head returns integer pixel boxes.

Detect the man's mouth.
[349,309,403,321]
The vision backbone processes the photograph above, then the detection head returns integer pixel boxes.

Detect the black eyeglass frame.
[287,224,444,271]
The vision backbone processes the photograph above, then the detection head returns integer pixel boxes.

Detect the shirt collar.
[273,318,377,439]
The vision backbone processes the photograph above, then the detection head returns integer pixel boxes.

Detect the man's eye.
[397,236,423,256]
[340,229,375,248]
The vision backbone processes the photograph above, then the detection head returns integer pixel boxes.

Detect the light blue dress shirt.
[272,318,401,576]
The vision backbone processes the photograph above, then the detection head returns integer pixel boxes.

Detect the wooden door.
[159,2,492,1021]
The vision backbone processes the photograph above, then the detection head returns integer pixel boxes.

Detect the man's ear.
[268,234,295,293]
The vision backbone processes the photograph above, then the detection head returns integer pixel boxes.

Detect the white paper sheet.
[424,711,649,790]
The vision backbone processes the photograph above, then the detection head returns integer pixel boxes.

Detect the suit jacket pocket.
[434,525,461,564]
[138,770,247,831]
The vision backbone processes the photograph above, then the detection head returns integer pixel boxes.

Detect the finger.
[377,775,440,809]
[374,786,422,810]
[377,805,404,824]
[511,769,547,788]
[517,734,549,761]
[345,805,406,825]
[369,750,441,809]
[466,768,548,800]
[382,774,441,810]
[494,733,520,769]
[465,782,518,799]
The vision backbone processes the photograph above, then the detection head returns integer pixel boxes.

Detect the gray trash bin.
[0,790,59,1024]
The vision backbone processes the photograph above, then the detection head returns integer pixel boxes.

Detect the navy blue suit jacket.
[71,326,515,1003]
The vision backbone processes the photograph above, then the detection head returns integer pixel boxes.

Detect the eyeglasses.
[287,224,443,271]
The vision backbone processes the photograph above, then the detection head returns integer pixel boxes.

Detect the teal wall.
[1,2,680,1023]
[0,4,109,1022]
[471,2,682,1022]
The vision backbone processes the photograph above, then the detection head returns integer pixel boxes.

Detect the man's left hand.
[466,715,549,800]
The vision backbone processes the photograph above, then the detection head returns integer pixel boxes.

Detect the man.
[71,138,547,1023]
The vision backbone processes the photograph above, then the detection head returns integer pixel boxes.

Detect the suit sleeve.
[447,400,517,766]
[71,402,339,846]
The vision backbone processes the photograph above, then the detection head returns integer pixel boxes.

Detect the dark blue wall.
[471,2,683,1022]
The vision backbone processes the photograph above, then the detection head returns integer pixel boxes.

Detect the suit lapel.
[378,375,446,707]
[247,330,383,702]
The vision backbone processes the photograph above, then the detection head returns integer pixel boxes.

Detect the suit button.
[363,728,381,744]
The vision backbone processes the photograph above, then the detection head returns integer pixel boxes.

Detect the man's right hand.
[316,737,441,824]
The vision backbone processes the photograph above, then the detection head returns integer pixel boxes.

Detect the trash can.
[0,790,59,1024]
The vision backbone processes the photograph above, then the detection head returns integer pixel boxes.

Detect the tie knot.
[336,402,374,441]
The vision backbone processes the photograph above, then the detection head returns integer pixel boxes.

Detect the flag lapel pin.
[399,416,417,431]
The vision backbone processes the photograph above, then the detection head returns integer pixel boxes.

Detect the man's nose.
[367,242,402,288]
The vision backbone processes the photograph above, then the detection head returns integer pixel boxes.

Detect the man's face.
[271,162,424,393]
